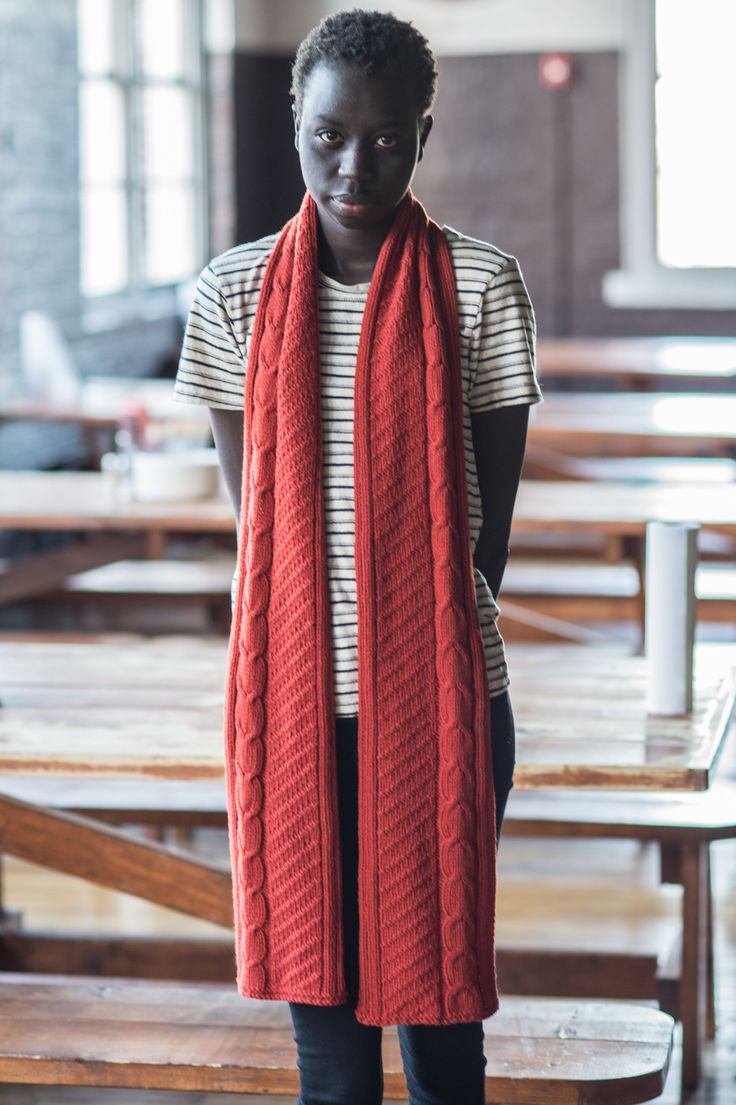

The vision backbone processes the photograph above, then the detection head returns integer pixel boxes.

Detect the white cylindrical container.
[644,520,698,716]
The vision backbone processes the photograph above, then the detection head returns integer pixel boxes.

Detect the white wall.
[233,0,631,55]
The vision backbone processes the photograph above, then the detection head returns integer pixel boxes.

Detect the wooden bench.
[502,783,736,1088]
[40,556,236,633]
[0,972,674,1104]
[2,778,732,1090]
[496,878,682,1005]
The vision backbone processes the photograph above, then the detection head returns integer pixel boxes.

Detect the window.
[655,0,736,269]
[603,0,736,308]
[78,0,206,310]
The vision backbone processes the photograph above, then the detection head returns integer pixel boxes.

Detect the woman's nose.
[338,141,371,181]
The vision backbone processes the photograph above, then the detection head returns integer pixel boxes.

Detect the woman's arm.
[470,403,530,601]
[209,408,244,534]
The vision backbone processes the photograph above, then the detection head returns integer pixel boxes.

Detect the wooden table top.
[0,471,235,532]
[513,479,736,535]
[3,471,735,539]
[529,392,736,454]
[537,337,736,384]
[0,378,209,428]
[0,635,733,790]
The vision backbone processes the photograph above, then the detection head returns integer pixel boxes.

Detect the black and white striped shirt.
[174,225,543,715]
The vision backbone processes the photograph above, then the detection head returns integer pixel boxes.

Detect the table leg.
[705,847,716,1041]
[680,841,708,1090]
[144,529,167,559]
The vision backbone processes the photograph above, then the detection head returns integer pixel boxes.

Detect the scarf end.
[235,974,350,1008]
[353,990,501,1027]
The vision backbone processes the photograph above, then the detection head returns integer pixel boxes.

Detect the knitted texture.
[224,190,498,1026]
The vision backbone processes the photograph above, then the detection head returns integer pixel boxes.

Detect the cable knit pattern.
[224,189,498,1026]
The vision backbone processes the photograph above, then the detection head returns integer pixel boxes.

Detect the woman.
[175,10,542,1104]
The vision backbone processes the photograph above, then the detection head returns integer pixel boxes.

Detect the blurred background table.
[537,337,736,391]
[528,392,736,456]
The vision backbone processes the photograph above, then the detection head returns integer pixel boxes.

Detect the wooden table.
[0,378,209,430]
[1,635,733,790]
[4,471,735,541]
[537,337,736,390]
[0,633,729,1090]
[513,479,736,539]
[509,479,736,646]
[3,470,735,613]
[0,471,233,534]
[0,470,233,606]
[529,392,736,457]
[0,380,209,467]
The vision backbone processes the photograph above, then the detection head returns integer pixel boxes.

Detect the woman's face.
[294,60,432,236]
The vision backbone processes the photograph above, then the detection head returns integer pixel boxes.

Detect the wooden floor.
[1,731,735,1105]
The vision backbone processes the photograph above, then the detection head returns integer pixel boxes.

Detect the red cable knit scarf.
[224,189,498,1026]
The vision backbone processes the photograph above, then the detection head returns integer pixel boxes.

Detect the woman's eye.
[376,135,397,149]
[318,130,341,145]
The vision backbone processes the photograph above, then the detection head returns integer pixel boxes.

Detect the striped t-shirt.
[174,224,543,716]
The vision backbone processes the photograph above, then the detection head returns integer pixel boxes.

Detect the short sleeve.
[173,265,246,410]
[468,256,543,413]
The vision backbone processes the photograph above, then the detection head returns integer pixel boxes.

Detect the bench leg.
[621,535,645,654]
[680,841,708,1090]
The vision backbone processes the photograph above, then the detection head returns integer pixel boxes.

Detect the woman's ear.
[417,114,433,162]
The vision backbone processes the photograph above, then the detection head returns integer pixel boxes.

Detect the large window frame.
[602,0,736,310]
[78,0,208,330]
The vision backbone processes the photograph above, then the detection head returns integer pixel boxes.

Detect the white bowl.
[130,448,220,502]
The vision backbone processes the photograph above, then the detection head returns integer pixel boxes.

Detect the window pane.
[141,86,194,179]
[80,79,126,184]
[81,186,128,296]
[655,0,736,268]
[78,0,116,75]
[144,184,196,284]
[139,0,186,79]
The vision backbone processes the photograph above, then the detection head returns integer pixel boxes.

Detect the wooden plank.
[0,796,232,926]
[0,975,674,1104]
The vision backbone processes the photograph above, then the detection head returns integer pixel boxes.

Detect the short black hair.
[290,8,438,121]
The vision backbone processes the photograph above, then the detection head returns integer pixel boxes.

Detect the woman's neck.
[316,211,395,285]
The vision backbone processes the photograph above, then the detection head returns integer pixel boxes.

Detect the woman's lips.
[331,195,374,213]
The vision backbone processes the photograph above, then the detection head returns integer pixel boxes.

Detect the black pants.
[288,690,516,1105]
